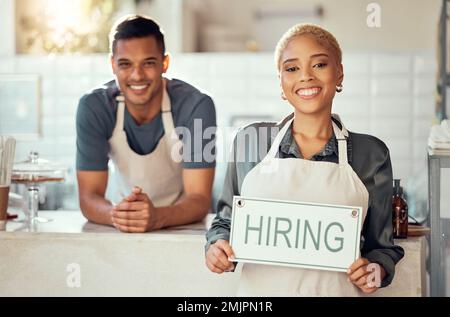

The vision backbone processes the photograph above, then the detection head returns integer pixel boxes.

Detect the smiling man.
[76,15,216,232]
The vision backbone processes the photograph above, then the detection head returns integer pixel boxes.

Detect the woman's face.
[279,35,343,116]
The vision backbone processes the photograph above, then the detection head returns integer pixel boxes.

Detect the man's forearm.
[153,193,210,230]
[80,194,114,226]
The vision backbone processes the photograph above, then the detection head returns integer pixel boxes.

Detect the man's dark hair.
[109,15,165,56]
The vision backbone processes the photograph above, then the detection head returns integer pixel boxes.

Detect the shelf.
[428,154,450,296]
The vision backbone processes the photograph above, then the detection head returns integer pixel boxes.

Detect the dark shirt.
[205,114,404,288]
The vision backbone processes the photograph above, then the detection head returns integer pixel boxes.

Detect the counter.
[0,211,426,296]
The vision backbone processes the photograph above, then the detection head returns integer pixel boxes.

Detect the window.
[0,74,41,139]
[15,0,120,54]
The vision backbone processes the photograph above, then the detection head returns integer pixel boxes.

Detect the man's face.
[111,36,169,108]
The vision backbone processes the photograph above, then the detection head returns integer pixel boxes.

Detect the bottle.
[392,179,408,239]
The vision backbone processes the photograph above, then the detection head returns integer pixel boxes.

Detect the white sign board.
[229,196,362,272]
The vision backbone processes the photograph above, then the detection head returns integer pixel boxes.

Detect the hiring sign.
[229,196,362,272]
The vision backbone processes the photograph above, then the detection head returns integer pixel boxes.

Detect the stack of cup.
[0,136,16,230]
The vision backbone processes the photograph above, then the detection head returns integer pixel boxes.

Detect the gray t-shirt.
[76,78,216,171]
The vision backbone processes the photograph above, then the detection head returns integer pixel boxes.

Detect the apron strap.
[115,95,126,132]
[161,80,176,135]
[160,79,179,151]
[265,114,349,166]
[331,121,348,166]
[114,79,177,139]
[266,117,294,159]
[331,113,349,137]
[331,114,349,166]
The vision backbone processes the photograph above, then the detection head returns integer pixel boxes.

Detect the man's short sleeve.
[76,94,111,171]
[180,95,216,169]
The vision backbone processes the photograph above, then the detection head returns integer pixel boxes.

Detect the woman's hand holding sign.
[347,257,386,294]
[206,239,236,274]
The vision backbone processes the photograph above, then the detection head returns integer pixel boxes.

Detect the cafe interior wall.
[0,0,440,221]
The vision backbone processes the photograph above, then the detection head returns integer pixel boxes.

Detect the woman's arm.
[205,159,238,252]
[204,122,281,273]
[360,147,405,287]
[204,136,241,273]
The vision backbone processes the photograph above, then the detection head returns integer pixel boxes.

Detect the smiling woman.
[205,23,404,297]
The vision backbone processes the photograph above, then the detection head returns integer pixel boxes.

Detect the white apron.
[238,114,369,297]
[108,80,184,207]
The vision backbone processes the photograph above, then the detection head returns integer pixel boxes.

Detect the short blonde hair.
[274,23,342,71]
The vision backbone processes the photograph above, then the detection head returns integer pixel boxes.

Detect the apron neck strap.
[266,117,294,158]
[161,78,171,112]
[160,79,175,133]
[115,95,126,130]
[114,78,175,134]
[266,114,349,165]
[332,120,348,166]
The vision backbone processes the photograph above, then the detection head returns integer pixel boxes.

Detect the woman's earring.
[281,91,287,100]
[336,85,343,93]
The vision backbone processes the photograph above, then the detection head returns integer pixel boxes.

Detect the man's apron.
[108,80,184,207]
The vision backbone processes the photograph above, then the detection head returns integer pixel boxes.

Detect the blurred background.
[0,0,443,224]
